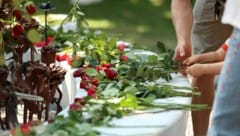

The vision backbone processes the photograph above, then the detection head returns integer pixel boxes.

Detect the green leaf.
[102,87,119,97]
[85,67,98,76]
[136,67,144,77]
[147,55,158,62]
[88,58,99,66]
[71,58,83,68]
[141,94,156,104]
[52,130,68,136]
[13,127,23,136]
[75,123,97,135]
[120,94,138,109]
[123,86,138,95]
[27,29,41,43]
[125,52,137,60]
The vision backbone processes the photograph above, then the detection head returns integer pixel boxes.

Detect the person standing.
[208,0,240,135]
[171,0,232,135]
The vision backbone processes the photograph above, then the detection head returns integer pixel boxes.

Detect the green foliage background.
[33,0,176,51]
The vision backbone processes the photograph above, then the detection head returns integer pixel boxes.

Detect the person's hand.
[186,63,206,77]
[183,54,201,66]
[173,42,192,62]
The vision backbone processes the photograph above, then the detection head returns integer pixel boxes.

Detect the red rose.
[73,68,84,77]
[104,69,117,80]
[80,80,88,89]
[67,55,73,66]
[55,53,68,61]
[81,74,89,81]
[13,10,22,20]
[74,97,85,105]
[87,86,96,97]
[91,78,99,86]
[25,4,36,15]
[101,63,113,68]
[11,24,24,37]
[69,103,81,111]
[117,43,126,51]
[96,66,102,72]
[48,119,54,124]
[120,55,128,61]
[33,36,54,47]
[20,123,31,134]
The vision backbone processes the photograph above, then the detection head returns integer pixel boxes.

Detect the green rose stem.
[140,103,209,111]
[141,84,200,99]
[155,84,201,97]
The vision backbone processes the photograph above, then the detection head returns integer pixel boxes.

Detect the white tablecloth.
[57,62,192,136]
[9,49,191,136]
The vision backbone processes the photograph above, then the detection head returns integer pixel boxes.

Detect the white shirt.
[222,0,240,29]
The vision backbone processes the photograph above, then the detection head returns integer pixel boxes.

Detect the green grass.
[33,0,176,51]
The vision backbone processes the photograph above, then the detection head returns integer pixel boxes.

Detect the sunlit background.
[33,0,176,51]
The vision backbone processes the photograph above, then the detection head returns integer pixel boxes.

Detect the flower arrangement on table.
[10,2,208,136]
[0,0,67,132]
[0,0,41,129]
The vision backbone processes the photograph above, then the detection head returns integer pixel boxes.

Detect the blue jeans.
[208,28,240,136]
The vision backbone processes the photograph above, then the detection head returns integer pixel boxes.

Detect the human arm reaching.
[183,38,229,66]
[171,0,193,62]
[186,62,223,77]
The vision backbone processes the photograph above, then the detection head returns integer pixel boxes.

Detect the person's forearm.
[171,0,193,44]
[197,52,222,63]
[202,62,223,75]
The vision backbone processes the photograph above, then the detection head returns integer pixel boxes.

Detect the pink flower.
[117,43,126,51]
[120,55,128,61]
[25,4,36,15]
[11,24,24,37]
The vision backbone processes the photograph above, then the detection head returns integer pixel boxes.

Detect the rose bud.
[117,42,126,51]
[13,10,22,20]
[20,123,31,135]
[87,86,96,97]
[104,69,118,80]
[91,78,99,86]
[74,97,86,105]
[12,24,24,37]
[120,55,128,61]
[25,4,36,15]
[69,102,81,112]
[80,80,88,89]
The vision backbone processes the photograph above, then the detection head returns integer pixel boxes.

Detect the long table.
[57,60,192,136]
